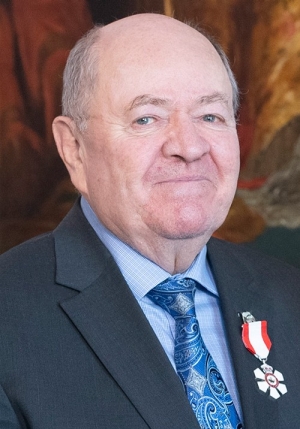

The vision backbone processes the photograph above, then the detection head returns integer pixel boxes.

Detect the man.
[0,13,299,429]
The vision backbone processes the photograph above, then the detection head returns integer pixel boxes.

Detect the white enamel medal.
[241,312,287,399]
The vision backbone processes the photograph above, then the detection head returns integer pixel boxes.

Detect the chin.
[143,199,228,240]
[149,217,215,241]
[162,230,207,241]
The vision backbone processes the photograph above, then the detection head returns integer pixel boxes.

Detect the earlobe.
[52,116,87,193]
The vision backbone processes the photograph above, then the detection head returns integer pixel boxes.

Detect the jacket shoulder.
[0,232,55,284]
[207,237,300,290]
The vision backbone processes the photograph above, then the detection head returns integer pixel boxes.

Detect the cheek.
[82,145,113,198]
[87,146,154,208]
[116,143,160,189]
[212,137,240,178]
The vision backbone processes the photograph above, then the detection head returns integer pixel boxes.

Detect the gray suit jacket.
[0,201,300,428]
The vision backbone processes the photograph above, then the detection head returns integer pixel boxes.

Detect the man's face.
[77,17,240,250]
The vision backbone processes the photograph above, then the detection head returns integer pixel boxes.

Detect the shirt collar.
[81,197,218,299]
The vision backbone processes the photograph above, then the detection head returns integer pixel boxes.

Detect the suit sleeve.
[0,385,23,429]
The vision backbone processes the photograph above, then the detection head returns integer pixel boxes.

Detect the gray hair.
[186,20,239,114]
[206,37,239,114]
[62,25,103,132]
[61,20,239,132]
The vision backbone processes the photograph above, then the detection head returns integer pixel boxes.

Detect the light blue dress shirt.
[81,197,242,419]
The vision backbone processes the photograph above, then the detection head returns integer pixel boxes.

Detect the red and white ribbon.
[242,320,272,361]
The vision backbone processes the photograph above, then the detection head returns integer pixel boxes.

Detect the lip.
[156,176,209,184]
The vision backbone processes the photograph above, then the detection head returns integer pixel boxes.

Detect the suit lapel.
[207,239,279,428]
[54,203,200,429]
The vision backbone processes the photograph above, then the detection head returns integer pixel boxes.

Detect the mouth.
[157,176,209,184]
[152,175,216,196]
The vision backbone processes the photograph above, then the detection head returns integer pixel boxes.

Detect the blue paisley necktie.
[147,277,242,429]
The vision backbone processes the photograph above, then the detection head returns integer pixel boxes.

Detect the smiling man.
[54,14,240,274]
[0,13,300,429]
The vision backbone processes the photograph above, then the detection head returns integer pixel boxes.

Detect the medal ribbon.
[242,320,272,361]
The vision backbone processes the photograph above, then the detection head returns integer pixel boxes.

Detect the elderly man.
[0,13,299,429]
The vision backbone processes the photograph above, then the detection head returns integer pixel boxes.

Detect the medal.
[241,312,287,399]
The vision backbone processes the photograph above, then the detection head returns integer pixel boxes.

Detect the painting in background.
[1,0,300,268]
[0,0,93,252]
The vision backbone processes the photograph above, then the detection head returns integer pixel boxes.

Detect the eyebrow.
[195,92,230,106]
[127,94,171,111]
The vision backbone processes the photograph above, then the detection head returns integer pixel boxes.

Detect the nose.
[162,115,210,163]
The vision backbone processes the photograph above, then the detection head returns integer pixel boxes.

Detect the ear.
[52,116,87,195]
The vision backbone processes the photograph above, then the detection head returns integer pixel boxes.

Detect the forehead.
[94,16,231,108]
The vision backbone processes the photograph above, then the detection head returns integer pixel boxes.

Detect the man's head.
[60,19,239,133]
[53,13,240,272]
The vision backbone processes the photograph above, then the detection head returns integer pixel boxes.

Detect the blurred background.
[1,0,300,268]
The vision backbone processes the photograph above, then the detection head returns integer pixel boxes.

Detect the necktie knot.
[147,277,197,319]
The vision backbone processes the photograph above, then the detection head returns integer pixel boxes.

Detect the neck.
[126,234,209,274]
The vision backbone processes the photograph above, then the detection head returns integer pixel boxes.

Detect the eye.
[135,116,155,125]
[203,114,219,122]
